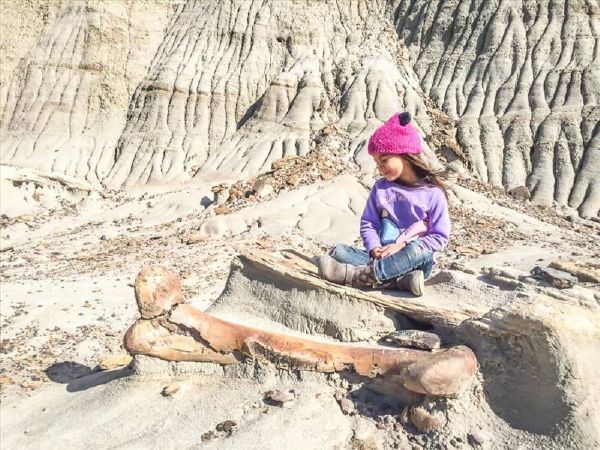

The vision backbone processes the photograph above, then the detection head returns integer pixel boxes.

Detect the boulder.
[508,186,531,201]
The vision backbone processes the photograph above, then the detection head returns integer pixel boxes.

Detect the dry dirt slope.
[1,0,598,217]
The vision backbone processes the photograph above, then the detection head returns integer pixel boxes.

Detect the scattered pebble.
[0,376,15,385]
[383,415,396,424]
[468,431,488,446]
[382,330,441,350]
[184,234,208,245]
[98,354,132,370]
[338,397,356,416]
[200,431,216,442]
[216,420,236,435]
[409,406,445,432]
[265,389,295,405]
[20,380,42,390]
[161,382,181,397]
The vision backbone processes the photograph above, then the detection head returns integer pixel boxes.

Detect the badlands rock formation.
[0,0,174,185]
[3,0,596,215]
[1,0,436,188]
[121,250,600,449]
[1,3,599,445]
[395,0,600,217]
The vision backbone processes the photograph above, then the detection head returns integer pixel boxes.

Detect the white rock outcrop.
[395,0,599,217]
[0,0,174,185]
[1,0,598,217]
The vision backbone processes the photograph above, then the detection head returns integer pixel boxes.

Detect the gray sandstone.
[531,265,578,288]
[382,329,442,350]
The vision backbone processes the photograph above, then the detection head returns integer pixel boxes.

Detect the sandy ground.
[1,164,599,449]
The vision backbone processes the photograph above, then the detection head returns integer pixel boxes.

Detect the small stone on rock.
[20,380,42,390]
[0,376,15,385]
[339,397,356,416]
[383,415,396,424]
[468,431,488,446]
[185,234,208,245]
[98,354,132,370]
[531,266,578,288]
[265,389,295,405]
[161,382,181,397]
[383,330,441,350]
[201,431,216,442]
[253,179,275,198]
[216,420,236,435]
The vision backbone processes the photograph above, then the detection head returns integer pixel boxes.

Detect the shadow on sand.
[45,361,131,392]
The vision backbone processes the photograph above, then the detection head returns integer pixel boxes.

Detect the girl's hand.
[380,242,406,259]
[370,247,383,259]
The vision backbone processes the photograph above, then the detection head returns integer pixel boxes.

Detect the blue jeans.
[329,240,434,282]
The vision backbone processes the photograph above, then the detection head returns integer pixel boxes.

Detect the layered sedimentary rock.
[394,0,600,216]
[1,0,598,216]
[0,0,442,187]
[0,0,173,185]
[104,0,437,187]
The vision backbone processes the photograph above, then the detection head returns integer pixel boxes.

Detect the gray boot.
[318,254,348,284]
[395,270,425,296]
[319,254,377,288]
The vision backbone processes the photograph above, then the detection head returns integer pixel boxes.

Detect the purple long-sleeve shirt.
[360,179,451,254]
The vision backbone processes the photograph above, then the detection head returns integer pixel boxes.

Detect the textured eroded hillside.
[0,0,175,184]
[1,0,598,217]
[395,0,599,216]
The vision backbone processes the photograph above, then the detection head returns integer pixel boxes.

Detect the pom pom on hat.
[368,112,423,155]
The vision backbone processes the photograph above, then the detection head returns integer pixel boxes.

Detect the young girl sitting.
[319,112,450,296]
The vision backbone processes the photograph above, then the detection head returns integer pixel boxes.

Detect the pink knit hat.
[368,112,422,155]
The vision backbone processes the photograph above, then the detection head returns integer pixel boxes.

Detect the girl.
[319,112,450,296]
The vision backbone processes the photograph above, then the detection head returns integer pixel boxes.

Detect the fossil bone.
[124,265,478,395]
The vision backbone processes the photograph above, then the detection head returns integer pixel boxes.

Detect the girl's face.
[373,154,404,181]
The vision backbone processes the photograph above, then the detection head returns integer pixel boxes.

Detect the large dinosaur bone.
[124,266,478,396]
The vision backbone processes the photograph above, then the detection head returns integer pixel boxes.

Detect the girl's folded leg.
[372,239,434,282]
[328,243,371,266]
